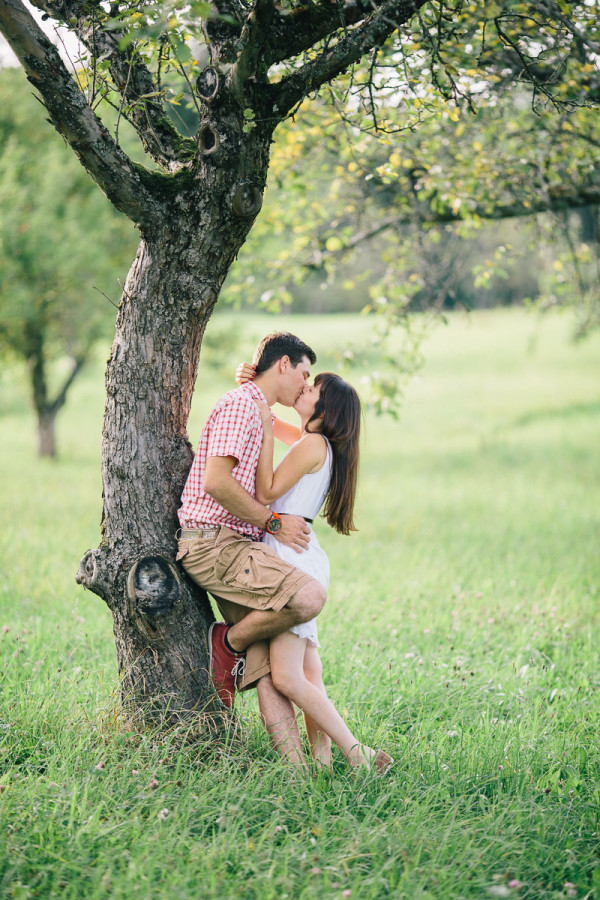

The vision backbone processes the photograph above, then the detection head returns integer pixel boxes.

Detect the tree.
[0,0,596,723]
[225,57,599,333]
[0,68,137,456]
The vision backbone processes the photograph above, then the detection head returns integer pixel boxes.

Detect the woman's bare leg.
[302,645,332,768]
[270,632,378,768]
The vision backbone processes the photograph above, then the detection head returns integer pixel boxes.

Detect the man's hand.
[204,458,310,548]
[274,514,311,552]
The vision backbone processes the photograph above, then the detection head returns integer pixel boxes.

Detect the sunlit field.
[0,308,598,899]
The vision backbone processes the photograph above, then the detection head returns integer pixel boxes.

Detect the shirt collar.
[241,380,269,406]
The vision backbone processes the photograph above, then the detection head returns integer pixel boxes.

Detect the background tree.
[0,0,596,724]
[224,56,599,397]
[0,68,137,456]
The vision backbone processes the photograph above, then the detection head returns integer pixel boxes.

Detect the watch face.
[268,515,282,533]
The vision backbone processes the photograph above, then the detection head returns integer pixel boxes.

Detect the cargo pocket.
[214,542,288,604]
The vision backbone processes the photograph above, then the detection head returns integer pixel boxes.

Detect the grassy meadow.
[0,307,599,899]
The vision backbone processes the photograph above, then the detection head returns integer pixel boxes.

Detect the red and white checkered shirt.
[178,381,268,538]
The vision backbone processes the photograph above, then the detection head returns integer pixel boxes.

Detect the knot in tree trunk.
[232,182,263,218]
[196,67,221,102]
[127,554,183,623]
[76,548,110,600]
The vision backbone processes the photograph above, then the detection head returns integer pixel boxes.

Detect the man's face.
[277,355,311,407]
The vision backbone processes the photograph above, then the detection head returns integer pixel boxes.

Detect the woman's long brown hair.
[305,373,361,535]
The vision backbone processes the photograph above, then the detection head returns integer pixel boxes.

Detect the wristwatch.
[264,512,282,534]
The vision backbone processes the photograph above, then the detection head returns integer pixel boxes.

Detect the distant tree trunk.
[26,321,51,458]
[577,205,598,246]
[26,320,59,459]
[25,320,88,459]
[37,408,57,458]
[76,124,271,723]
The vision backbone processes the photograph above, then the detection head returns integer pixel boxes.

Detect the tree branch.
[0,0,163,229]
[49,352,88,415]
[432,180,600,222]
[305,215,401,268]
[304,177,600,266]
[537,0,600,57]
[266,0,383,67]
[267,0,427,119]
[26,0,194,169]
[230,0,276,98]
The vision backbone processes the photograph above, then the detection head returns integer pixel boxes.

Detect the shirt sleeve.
[206,396,258,463]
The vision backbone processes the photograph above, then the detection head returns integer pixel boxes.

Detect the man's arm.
[203,456,310,551]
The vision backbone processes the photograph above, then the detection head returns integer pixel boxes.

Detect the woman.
[237,363,393,774]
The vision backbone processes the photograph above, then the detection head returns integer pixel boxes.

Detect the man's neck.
[253,373,277,406]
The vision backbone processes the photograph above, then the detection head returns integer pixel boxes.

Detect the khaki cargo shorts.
[176,525,316,690]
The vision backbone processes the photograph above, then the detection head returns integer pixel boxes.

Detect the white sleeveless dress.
[261,438,332,647]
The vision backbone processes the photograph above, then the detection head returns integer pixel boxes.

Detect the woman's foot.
[347,745,394,774]
[311,744,332,770]
[311,755,333,774]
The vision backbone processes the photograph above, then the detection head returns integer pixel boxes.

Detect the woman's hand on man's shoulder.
[253,398,273,428]
[235,361,256,385]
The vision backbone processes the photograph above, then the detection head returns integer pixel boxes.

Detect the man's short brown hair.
[253,332,317,376]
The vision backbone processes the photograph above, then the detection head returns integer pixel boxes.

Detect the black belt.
[280,513,313,524]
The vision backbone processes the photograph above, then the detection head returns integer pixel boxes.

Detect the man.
[176,332,326,762]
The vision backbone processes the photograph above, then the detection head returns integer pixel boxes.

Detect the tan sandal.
[374,750,394,775]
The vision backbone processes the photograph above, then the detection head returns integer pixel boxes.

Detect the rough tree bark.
[0,0,275,720]
[77,144,272,720]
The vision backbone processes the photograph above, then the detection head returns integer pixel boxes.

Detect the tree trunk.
[26,322,88,459]
[76,115,272,724]
[577,205,598,246]
[37,408,57,458]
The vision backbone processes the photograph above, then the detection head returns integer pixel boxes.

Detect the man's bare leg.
[227,580,326,653]
[256,674,307,770]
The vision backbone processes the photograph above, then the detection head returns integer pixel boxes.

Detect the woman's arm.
[273,417,303,447]
[256,432,328,505]
[236,362,302,446]
[254,400,276,507]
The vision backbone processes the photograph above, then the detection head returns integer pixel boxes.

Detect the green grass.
[0,308,599,899]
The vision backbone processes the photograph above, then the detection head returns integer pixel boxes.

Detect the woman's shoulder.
[296,431,328,449]
[293,432,328,471]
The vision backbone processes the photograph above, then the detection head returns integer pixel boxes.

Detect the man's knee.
[256,674,277,715]
[256,672,273,697]
[256,674,296,727]
[285,581,326,625]
[257,673,288,702]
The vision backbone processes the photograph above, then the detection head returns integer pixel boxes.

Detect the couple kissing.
[176,332,392,774]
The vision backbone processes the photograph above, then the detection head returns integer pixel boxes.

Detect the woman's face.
[294,381,321,420]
